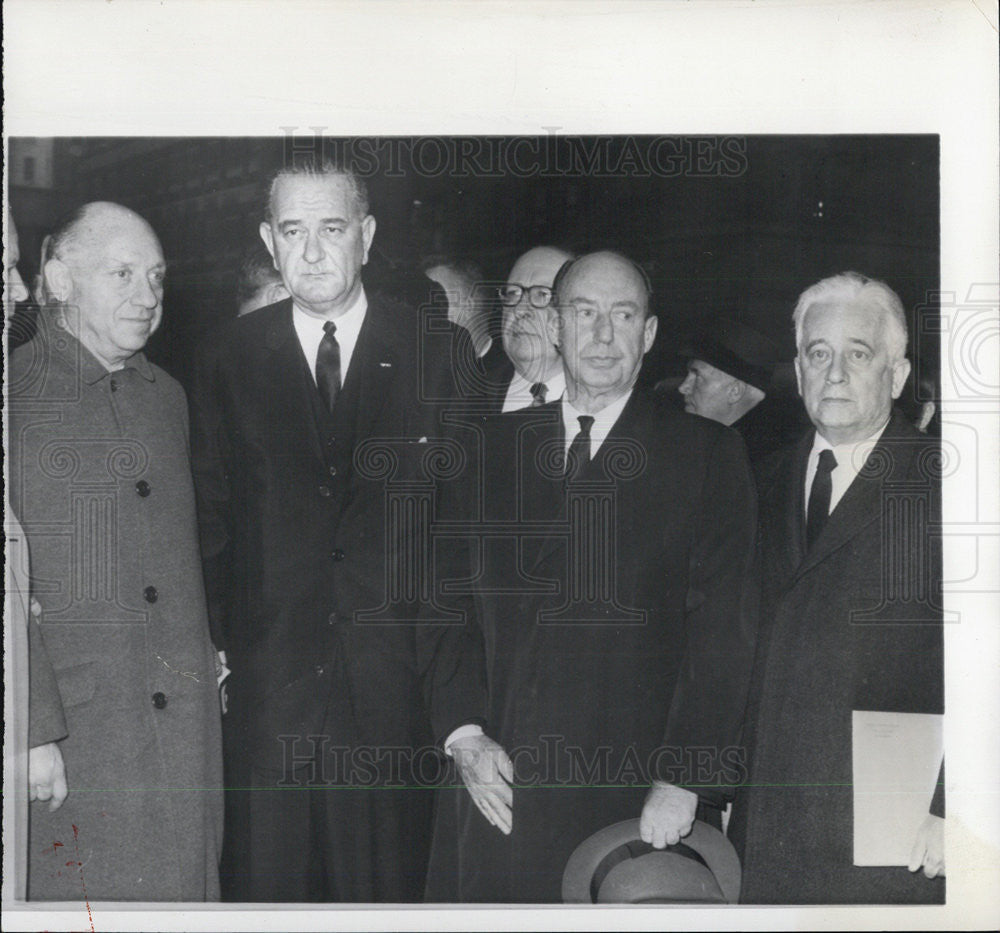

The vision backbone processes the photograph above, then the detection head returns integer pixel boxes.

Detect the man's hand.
[908,813,945,878]
[29,742,68,811]
[450,734,514,835]
[640,782,698,848]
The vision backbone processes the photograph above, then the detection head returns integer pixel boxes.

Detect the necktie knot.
[817,448,837,474]
[577,415,595,436]
[529,382,548,406]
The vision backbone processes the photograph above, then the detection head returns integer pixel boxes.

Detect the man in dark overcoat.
[189,161,484,902]
[425,251,759,902]
[9,202,224,900]
[729,271,945,903]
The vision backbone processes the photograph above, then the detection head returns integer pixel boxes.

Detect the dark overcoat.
[425,389,759,902]
[188,296,482,901]
[9,324,224,901]
[729,409,945,903]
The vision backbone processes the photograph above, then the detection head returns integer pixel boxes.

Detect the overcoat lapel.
[525,391,649,577]
[793,412,913,580]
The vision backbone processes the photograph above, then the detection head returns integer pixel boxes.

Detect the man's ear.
[546,305,562,350]
[360,215,376,265]
[259,222,277,268]
[794,356,803,397]
[890,357,912,399]
[727,379,748,402]
[43,258,73,302]
[643,314,658,353]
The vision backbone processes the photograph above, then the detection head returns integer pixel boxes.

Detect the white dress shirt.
[502,369,566,413]
[292,289,368,384]
[804,419,890,519]
[560,389,633,460]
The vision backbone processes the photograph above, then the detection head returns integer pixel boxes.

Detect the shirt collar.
[810,417,891,462]
[561,388,633,443]
[291,288,367,336]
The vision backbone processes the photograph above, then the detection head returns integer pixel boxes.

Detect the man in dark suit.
[475,245,574,411]
[425,251,758,902]
[729,271,945,903]
[189,161,483,902]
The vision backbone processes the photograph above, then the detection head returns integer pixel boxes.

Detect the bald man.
[476,245,574,411]
[8,202,223,900]
[427,251,758,902]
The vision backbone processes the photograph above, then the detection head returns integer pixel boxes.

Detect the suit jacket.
[426,388,759,902]
[457,337,514,412]
[189,295,483,899]
[730,409,945,904]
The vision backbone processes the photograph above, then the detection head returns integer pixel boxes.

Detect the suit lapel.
[346,298,401,441]
[261,302,327,468]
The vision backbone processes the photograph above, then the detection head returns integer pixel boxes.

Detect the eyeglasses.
[497,283,554,309]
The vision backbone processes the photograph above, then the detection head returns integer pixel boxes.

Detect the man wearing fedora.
[427,251,758,902]
[678,317,800,462]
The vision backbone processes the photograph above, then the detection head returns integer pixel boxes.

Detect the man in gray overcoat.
[8,202,224,900]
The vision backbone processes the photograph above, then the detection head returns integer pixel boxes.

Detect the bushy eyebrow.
[277,217,348,231]
[804,337,874,353]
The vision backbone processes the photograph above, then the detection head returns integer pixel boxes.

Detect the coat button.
[327,612,338,625]
[143,586,158,603]
[332,548,345,562]
[152,692,167,709]
[328,466,338,477]
[110,379,119,392]
[136,480,151,497]
[318,485,332,497]
[314,665,325,676]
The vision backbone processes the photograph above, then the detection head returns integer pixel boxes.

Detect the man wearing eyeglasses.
[479,245,574,411]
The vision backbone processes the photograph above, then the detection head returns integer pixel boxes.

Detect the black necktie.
[565,415,595,480]
[806,448,837,549]
[530,382,548,407]
[316,321,341,413]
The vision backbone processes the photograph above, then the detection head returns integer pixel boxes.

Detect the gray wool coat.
[9,321,223,901]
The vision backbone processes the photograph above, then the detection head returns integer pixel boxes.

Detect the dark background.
[8,135,939,407]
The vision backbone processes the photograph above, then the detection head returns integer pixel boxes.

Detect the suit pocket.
[54,660,98,709]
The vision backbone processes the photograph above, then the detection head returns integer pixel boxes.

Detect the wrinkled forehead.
[72,220,165,270]
[560,258,648,311]
[799,296,887,347]
[270,174,361,220]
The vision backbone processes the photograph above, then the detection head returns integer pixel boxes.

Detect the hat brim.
[561,818,741,904]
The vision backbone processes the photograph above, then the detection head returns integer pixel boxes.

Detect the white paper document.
[852,710,943,866]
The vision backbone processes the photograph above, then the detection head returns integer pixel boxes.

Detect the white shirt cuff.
[444,723,484,755]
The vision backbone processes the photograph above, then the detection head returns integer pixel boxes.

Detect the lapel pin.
[379,361,393,368]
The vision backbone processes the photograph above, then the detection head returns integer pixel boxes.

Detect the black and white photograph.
[3,2,998,931]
